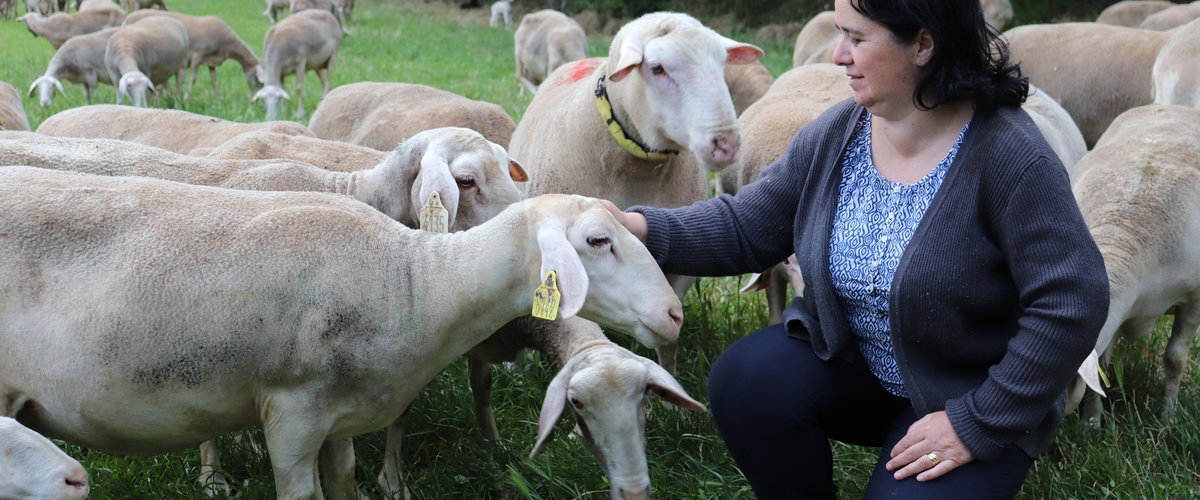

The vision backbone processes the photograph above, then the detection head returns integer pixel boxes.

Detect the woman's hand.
[885,410,974,482]
[598,199,648,243]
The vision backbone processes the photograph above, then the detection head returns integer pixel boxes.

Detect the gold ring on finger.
[927,452,940,465]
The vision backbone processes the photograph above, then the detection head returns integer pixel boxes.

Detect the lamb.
[489,0,510,29]
[1139,1,1200,30]
[1097,0,1174,26]
[0,416,90,499]
[123,10,263,98]
[980,0,1013,29]
[1153,18,1200,107]
[121,0,165,11]
[791,11,836,67]
[0,126,528,231]
[17,3,124,49]
[28,27,117,107]
[203,130,386,172]
[1065,104,1200,426]
[252,9,341,120]
[724,60,773,116]
[514,9,588,95]
[307,81,517,149]
[263,0,287,23]
[104,15,189,107]
[0,81,32,131]
[0,165,682,500]
[37,105,314,154]
[1004,22,1170,147]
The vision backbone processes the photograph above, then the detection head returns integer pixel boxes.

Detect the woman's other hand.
[885,410,975,482]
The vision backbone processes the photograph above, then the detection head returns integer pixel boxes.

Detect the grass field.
[1,0,1199,498]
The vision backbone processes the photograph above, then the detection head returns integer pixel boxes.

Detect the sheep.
[104,15,189,107]
[123,10,263,98]
[0,165,682,500]
[1,126,528,231]
[514,9,588,95]
[724,59,773,116]
[253,9,341,120]
[77,0,119,10]
[121,0,164,11]
[1097,0,1174,26]
[17,3,124,49]
[1153,18,1200,107]
[489,0,510,29]
[1,0,16,18]
[263,0,287,23]
[24,0,51,15]
[0,81,32,131]
[0,416,90,499]
[1139,1,1200,30]
[307,81,517,150]
[1022,84,1089,181]
[980,0,1013,29]
[36,104,314,154]
[1004,22,1170,147]
[1065,104,1200,426]
[203,130,386,171]
[791,11,836,67]
[336,0,351,22]
[27,27,117,107]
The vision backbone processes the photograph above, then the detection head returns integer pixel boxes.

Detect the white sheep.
[335,0,352,23]
[0,416,90,499]
[489,0,510,29]
[24,0,52,15]
[514,9,588,95]
[0,166,682,500]
[1066,104,1200,426]
[1097,0,1174,27]
[0,81,32,131]
[1022,84,1089,181]
[1139,1,1200,30]
[1004,22,1170,147]
[262,0,287,23]
[724,60,773,116]
[290,0,345,34]
[77,0,120,10]
[28,27,117,107]
[121,0,164,11]
[791,11,836,67]
[980,0,1013,29]
[253,8,341,120]
[36,104,313,154]
[307,81,517,149]
[0,126,528,231]
[1153,17,1200,107]
[104,15,189,107]
[203,130,386,171]
[123,11,263,99]
[17,2,124,49]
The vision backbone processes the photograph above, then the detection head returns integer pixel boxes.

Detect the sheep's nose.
[710,134,739,165]
[618,487,650,500]
[64,464,89,498]
[668,305,683,329]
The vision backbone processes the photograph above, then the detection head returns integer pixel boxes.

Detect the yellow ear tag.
[418,191,449,233]
[531,270,562,320]
[1097,363,1111,389]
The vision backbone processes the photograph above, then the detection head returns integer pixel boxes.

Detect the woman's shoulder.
[967,104,1065,176]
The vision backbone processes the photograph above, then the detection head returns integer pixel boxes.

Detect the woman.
[604,0,1108,497]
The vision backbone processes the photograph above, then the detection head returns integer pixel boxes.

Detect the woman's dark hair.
[849,0,1028,111]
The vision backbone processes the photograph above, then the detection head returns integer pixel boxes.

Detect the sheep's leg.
[318,437,359,500]
[186,58,200,99]
[208,65,220,99]
[175,67,185,99]
[198,440,232,497]
[378,412,412,500]
[83,75,96,104]
[766,264,790,326]
[261,395,328,500]
[293,66,305,119]
[317,67,331,97]
[468,358,500,442]
[1163,300,1200,419]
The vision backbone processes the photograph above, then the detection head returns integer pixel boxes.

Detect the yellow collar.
[594,76,678,162]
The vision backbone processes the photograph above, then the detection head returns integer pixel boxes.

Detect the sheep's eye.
[650,64,666,76]
[455,175,476,189]
[586,235,611,248]
[569,396,584,409]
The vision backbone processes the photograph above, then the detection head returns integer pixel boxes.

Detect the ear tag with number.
[419,191,449,233]
[531,270,562,320]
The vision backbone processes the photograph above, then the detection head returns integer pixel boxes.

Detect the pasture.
[1,0,1198,498]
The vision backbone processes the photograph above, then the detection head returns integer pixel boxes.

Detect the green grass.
[3,0,1200,498]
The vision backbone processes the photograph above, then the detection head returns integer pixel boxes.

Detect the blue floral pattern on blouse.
[828,112,969,397]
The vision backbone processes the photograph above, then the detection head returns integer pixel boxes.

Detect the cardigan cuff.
[945,398,1005,461]
[628,205,670,268]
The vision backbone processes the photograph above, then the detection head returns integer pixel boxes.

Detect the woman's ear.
[914,28,935,67]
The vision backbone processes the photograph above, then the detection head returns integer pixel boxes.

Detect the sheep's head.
[252,84,290,121]
[246,65,266,93]
[28,75,64,108]
[117,71,155,108]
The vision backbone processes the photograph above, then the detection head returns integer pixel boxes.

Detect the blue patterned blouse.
[828,112,970,397]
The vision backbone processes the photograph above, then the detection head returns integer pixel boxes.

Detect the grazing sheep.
[203,130,385,171]
[1153,18,1200,107]
[1065,104,1200,426]
[124,11,263,98]
[24,0,52,15]
[489,0,510,29]
[36,105,314,154]
[514,9,588,95]
[104,15,189,107]
[0,416,90,499]
[28,27,117,107]
[1,0,16,19]
[1139,2,1200,30]
[77,0,119,10]
[17,3,124,49]
[263,0,287,23]
[791,11,836,67]
[335,0,351,23]
[724,60,773,116]
[980,0,1013,29]
[307,81,517,149]
[120,0,164,11]
[0,81,32,131]
[1023,84,1089,180]
[1097,0,1174,26]
[0,165,682,500]
[1005,22,1170,147]
[253,9,341,120]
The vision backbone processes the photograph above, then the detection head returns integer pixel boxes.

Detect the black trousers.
[707,323,1035,499]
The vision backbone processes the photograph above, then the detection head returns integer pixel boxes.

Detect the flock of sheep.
[0,0,1199,498]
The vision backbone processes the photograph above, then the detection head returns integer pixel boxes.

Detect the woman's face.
[831,0,927,117]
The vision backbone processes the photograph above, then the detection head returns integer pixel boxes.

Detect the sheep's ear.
[417,144,460,228]
[509,158,528,182]
[53,78,63,93]
[723,39,764,65]
[530,357,578,458]
[608,39,643,82]
[643,358,706,411]
[26,79,37,97]
[147,81,157,95]
[535,223,588,319]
